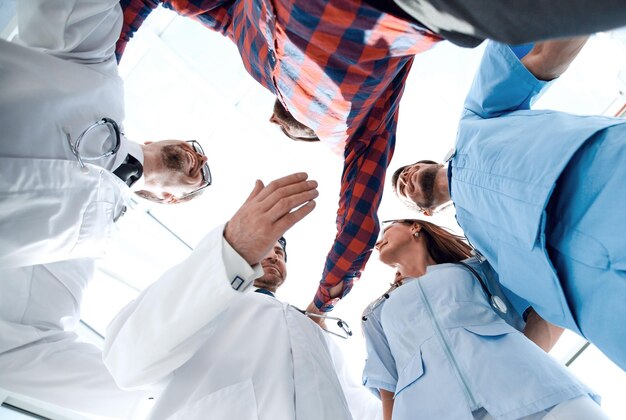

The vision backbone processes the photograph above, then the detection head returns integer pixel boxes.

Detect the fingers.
[242,179,265,205]
[275,199,317,233]
[266,185,318,221]
[254,172,309,203]
[224,172,318,266]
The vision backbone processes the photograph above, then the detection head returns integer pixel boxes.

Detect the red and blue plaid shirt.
[118,0,441,310]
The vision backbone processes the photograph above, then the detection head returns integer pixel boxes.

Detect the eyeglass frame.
[290,305,353,339]
[179,140,212,199]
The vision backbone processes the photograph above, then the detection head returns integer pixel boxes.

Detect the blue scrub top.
[362,263,597,420]
[450,42,623,331]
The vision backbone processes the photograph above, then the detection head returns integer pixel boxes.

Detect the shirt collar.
[254,288,276,298]
[112,135,144,172]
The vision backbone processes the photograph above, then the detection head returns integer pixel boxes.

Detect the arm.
[464,37,587,118]
[380,389,394,420]
[521,37,588,81]
[16,0,122,64]
[116,0,232,61]
[103,225,262,388]
[361,300,399,418]
[116,0,160,61]
[104,173,318,388]
[310,67,409,313]
[523,308,564,352]
[463,42,551,118]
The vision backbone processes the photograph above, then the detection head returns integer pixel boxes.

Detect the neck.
[432,165,451,208]
[139,144,157,186]
[253,282,278,294]
[395,246,437,279]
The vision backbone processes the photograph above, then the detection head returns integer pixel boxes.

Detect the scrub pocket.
[462,321,517,338]
[395,348,425,397]
[167,379,259,420]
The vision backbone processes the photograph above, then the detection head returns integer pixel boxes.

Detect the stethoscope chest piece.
[491,295,508,314]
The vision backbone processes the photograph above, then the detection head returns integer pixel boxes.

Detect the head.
[375,219,472,270]
[136,140,211,204]
[391,160,449,214]
[270,99,320,142]
[253,237,288,293]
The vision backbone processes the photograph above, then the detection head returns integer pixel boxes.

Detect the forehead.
[381,220,407,235]
[273,242,286,255]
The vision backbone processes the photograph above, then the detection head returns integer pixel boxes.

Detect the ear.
[410,223,421,234]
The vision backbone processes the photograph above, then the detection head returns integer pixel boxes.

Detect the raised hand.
[224,172,318,265]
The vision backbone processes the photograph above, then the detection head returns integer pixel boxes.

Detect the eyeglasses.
[290,306,353,339]
[378,219,419,239]
[180,140,212,199]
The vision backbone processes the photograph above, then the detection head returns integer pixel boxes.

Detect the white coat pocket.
[71,200,115,258]
[167,379,259,420]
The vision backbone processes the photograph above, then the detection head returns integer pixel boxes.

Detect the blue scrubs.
[450,42,626,369]
[361,262,597,419]
[546,126,626,369]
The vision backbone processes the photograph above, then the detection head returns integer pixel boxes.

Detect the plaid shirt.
[118,0,441,310]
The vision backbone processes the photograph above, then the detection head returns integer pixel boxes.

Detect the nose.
[269,113,279,125]
[375,239,383,251]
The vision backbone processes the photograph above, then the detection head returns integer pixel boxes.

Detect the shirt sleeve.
[313,62,412,311]
[103,223,263,389]
[362,305,398,397]
[116,0,161,61]
[15,0,122,65]
[463,41,550,119]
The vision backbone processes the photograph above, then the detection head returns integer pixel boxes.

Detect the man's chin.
[254,275,284,290]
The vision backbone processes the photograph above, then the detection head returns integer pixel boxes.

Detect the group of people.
[1,0,625,419]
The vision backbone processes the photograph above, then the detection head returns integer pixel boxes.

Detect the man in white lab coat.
[0,1,209,417]
[103,173,380,420]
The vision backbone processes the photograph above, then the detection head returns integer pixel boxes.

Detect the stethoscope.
[66,118,121,173]
[361,255,508,323]
[457,258,509,315]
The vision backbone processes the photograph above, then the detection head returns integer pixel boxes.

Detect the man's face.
[253,242,287,293]
[269,99,319,142]
[143,140,209,202]
[395,162,441,210]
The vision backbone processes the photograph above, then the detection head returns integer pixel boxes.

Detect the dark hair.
[395,219,472,263]
[390,160,438,194]
[134,189,202,204]
[272,99,320,142]
[278,236,287,262]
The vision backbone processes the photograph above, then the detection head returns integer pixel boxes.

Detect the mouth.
[262,264,282,275]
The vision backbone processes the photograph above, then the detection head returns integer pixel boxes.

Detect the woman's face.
[375,222,416,266]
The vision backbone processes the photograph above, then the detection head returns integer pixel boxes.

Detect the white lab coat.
[104,225,361,420]
[0,1,149,417]
[0,0,139,268]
